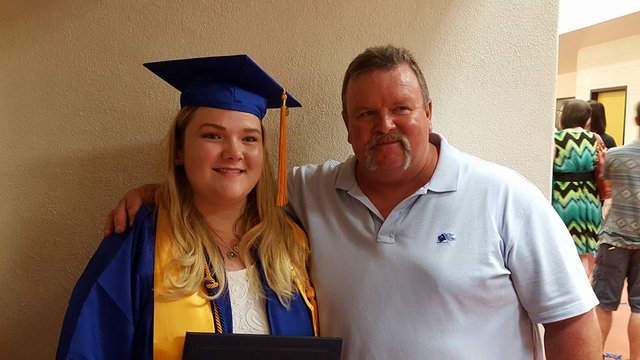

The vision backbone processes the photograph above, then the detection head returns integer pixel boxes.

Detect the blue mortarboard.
[143,54,298,206]
[143,55,301,120]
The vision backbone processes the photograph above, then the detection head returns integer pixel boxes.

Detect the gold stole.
[288,219,320,336]
[151,209,320,359]
[153,209,214,360]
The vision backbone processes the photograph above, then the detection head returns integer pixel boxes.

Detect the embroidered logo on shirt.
[437,232,456,244]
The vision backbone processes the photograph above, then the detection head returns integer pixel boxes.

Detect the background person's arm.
[602,198,612,219]
[103,183,160,236]
[543,309,601,360]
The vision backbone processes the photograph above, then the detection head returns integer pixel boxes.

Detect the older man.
[106,46,601,359]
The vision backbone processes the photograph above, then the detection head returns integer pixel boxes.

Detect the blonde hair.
[157,106,308,305]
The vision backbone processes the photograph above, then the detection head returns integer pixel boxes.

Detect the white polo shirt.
[288,133,597,360]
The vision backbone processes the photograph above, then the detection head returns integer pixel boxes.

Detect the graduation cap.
[144,55,298,206]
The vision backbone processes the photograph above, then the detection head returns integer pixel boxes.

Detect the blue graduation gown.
[57,206,313,360]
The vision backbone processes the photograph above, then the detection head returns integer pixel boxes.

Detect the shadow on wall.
[0,141,163,359]
[0,0,56,27]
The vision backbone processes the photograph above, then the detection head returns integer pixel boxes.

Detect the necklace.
[224,244,240,260]
[217,238,240,261]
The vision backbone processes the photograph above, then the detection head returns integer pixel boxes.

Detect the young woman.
[57,55,317,360]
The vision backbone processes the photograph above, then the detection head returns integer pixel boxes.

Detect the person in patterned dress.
[552,99,603,276]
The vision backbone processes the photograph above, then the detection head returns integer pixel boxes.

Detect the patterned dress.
[552,130,602,255]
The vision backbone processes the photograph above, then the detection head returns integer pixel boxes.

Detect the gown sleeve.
[56,206,156,360]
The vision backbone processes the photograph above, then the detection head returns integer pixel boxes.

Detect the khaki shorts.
[592,244,640,313]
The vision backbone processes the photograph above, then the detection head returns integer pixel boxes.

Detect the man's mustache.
[364,132,412,170]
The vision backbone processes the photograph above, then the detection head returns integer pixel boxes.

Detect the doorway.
[591,87,627,146]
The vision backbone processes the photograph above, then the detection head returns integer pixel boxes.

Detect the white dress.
[227,267,270,334]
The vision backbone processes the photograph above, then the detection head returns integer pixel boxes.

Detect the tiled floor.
[602,281,631,359]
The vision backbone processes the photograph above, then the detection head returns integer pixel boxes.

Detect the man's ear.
[342,111,352,144]
[424,99,433,132]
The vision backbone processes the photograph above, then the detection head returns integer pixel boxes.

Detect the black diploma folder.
[182,332,343,360]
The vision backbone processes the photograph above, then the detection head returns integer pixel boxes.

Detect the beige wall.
[556,71,577,99]
[575,34,640,144]
[0,1,558,358]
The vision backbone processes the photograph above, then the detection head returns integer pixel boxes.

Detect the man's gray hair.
[341,45,430,112]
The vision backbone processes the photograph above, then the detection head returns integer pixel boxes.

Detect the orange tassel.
[276,89,288,206]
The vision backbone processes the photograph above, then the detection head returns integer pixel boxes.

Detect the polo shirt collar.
[335,156,358,192]
[427,133,459,193]
[334,132,460,194]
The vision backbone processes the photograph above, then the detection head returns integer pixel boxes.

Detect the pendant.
[226,245,240,260]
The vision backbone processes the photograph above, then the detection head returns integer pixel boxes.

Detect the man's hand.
[103,184,160,236]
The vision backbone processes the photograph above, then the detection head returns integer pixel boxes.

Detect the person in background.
[592,101,640,360]
[588,100,617,149]
[104,45,601,359]
[552,99,604,277]
[57,55,317,360]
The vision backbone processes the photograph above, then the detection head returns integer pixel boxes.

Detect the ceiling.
[558,11,640,74]
[559,0,640,34]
